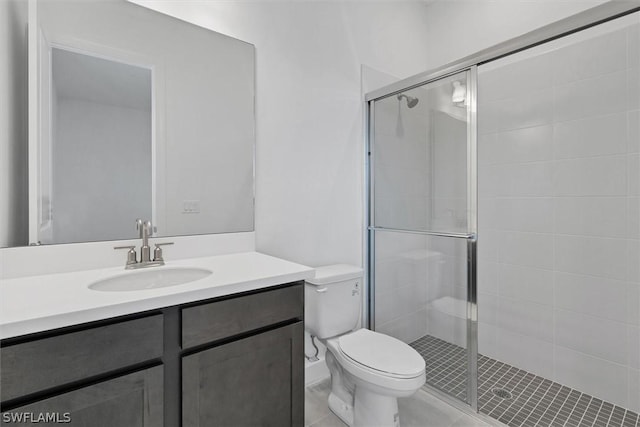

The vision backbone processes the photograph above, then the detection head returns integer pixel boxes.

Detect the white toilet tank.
[305,264,363,339]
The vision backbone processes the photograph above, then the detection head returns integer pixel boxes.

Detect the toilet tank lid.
[306,264,363,285]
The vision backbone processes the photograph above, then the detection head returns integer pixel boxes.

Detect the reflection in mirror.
[42,48,152,244]
[0,0,256,248]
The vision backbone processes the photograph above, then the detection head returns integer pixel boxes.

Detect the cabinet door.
[1,366,163,427]
[182,322,303,427]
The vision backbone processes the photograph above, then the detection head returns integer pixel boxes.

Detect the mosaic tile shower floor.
[410,335,639,427]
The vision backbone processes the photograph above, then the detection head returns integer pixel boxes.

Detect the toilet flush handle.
[316,287,328,293]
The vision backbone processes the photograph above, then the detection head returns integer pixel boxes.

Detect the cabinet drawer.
[181,283,303,349]
[1,314,163,402]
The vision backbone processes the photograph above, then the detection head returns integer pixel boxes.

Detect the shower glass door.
[368,70,477,406]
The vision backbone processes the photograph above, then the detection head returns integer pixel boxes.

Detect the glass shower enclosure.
[366,3,640,425]
[367,69,479,408]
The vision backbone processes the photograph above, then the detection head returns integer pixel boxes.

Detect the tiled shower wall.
[477,16,639,411]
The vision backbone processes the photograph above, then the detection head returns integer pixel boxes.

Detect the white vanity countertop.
[0,252,314,340]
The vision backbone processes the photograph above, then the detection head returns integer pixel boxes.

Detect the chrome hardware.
[114,245,137,267]
[116,219,174,269]
[153,242,174,262]
[316,287,328,293]
[140,220,153,263]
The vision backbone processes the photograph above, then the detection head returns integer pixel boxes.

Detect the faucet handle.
[114,245,137,266]
[153,242,174,262]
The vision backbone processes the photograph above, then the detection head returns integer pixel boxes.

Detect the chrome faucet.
[115,219,173,269]
[137,219,153,263]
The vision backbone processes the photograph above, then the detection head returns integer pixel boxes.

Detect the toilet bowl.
[305,265,426,427]
[324,328,426,426]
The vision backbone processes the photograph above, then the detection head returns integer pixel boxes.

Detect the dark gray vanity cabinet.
[181,284,304,427]
[0,282,304,427]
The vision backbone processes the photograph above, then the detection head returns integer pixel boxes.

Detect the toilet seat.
[337,329,425,379]
[325,329,425,393]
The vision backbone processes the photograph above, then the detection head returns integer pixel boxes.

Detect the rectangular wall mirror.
[3,0,255,247]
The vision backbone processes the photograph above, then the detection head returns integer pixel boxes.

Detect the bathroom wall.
[130,0,433,269]
[0,0,28,248]
[422,0,608,71]
[477,15,639,410]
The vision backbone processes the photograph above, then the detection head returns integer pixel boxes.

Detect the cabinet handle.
[316,287,328,293]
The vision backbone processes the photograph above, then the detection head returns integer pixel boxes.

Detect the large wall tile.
[474,19,639,411]
[553,112,627,159]
[629,110,639,153]
[554,235,627,280]
[477,230,499,263]
[555,271,627,323]
[478,165,497,198]
[478,196,497,230]
[628,240,640,283]
[628,284,639,326]
[480,125,553,165]
[629,326,640,370]
[497,296,553,342]
[494,163,555,197]
[555,346,629,408]
[478,322,498,360]
[478,292,498,325]
[629,25,639,70]
[553,156,627,197]
[554,197,627,238]
[555,309,627,364]
[554,70,627,123]
[629,153,639,197]
[478,53,552,104]
[553,29,626,84]
[494,198,554,233]
[629,68,640,111]
[498,232,554,270]
[629,197,640,239]
[495,328,554,379]
[498,264,553,305]
[478,259,498,295]
[480,88,553,134]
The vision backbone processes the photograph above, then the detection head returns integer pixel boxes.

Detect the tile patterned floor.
[410,335,640,427]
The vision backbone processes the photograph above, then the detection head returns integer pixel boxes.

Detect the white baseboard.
[305,356,330,386]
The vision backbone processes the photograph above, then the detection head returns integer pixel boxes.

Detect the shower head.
[397,93,419,108]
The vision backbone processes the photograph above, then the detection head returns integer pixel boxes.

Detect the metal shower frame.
[364,0,640,417]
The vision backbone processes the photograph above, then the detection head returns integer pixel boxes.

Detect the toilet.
[305,264,426,427]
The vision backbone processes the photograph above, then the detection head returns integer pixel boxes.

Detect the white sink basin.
[89,267,212,292]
